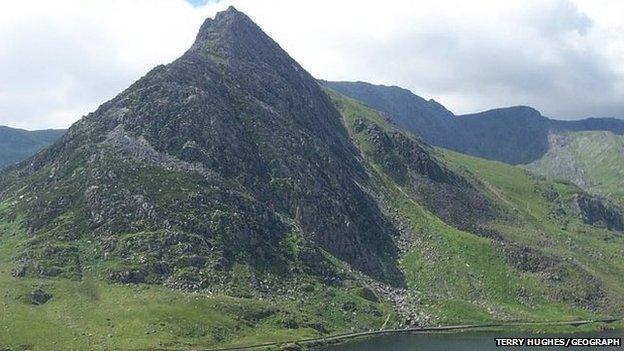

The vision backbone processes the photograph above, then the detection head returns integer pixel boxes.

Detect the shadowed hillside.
[0,126,65,169]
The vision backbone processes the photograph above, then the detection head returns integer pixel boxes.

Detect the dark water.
[317,331,623,351]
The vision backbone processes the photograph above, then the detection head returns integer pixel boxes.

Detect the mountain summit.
[0,6,400,289]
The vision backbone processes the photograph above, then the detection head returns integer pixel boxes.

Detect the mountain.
[0,6,402,287]
[0,126,65,169]
[321,81,624,165]
[1,7,623,350]
[526,131,624,202]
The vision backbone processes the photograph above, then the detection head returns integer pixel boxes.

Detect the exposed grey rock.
[28,288,52,305]
[573,193,624,231]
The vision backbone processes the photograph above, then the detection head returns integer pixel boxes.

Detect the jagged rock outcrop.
[348,116,502,234]
[573,193,624,231]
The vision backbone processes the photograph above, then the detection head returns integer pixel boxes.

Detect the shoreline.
[193,317,623,351]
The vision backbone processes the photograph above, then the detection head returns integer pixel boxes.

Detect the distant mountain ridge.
[0,126,65,169]
[321,81,624,165]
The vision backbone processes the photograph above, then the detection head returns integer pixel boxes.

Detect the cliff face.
[574,193,624,231]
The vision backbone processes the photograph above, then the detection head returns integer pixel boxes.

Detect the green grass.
[381,173,593,325]
[442,150,624,313]
[0,205,396,350]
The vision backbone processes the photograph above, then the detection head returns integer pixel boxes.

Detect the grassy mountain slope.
[526,131,624,202]
[0,126,65,169]
[317,80,455,146]
[0,212,397,349]
[329,90,624,325]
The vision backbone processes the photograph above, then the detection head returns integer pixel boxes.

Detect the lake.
[317,330,622,351]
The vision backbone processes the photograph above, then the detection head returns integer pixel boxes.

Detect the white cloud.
[1,0,623,129]
[225,0,623,118]
[0,0,223,129]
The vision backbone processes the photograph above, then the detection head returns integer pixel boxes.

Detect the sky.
[1,0,623,130]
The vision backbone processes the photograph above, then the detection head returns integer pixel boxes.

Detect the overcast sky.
[1,0,623,130]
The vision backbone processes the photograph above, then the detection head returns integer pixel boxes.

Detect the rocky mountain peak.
[190,5,286,66]
[194,6,255,45]
[0,8,402,287]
